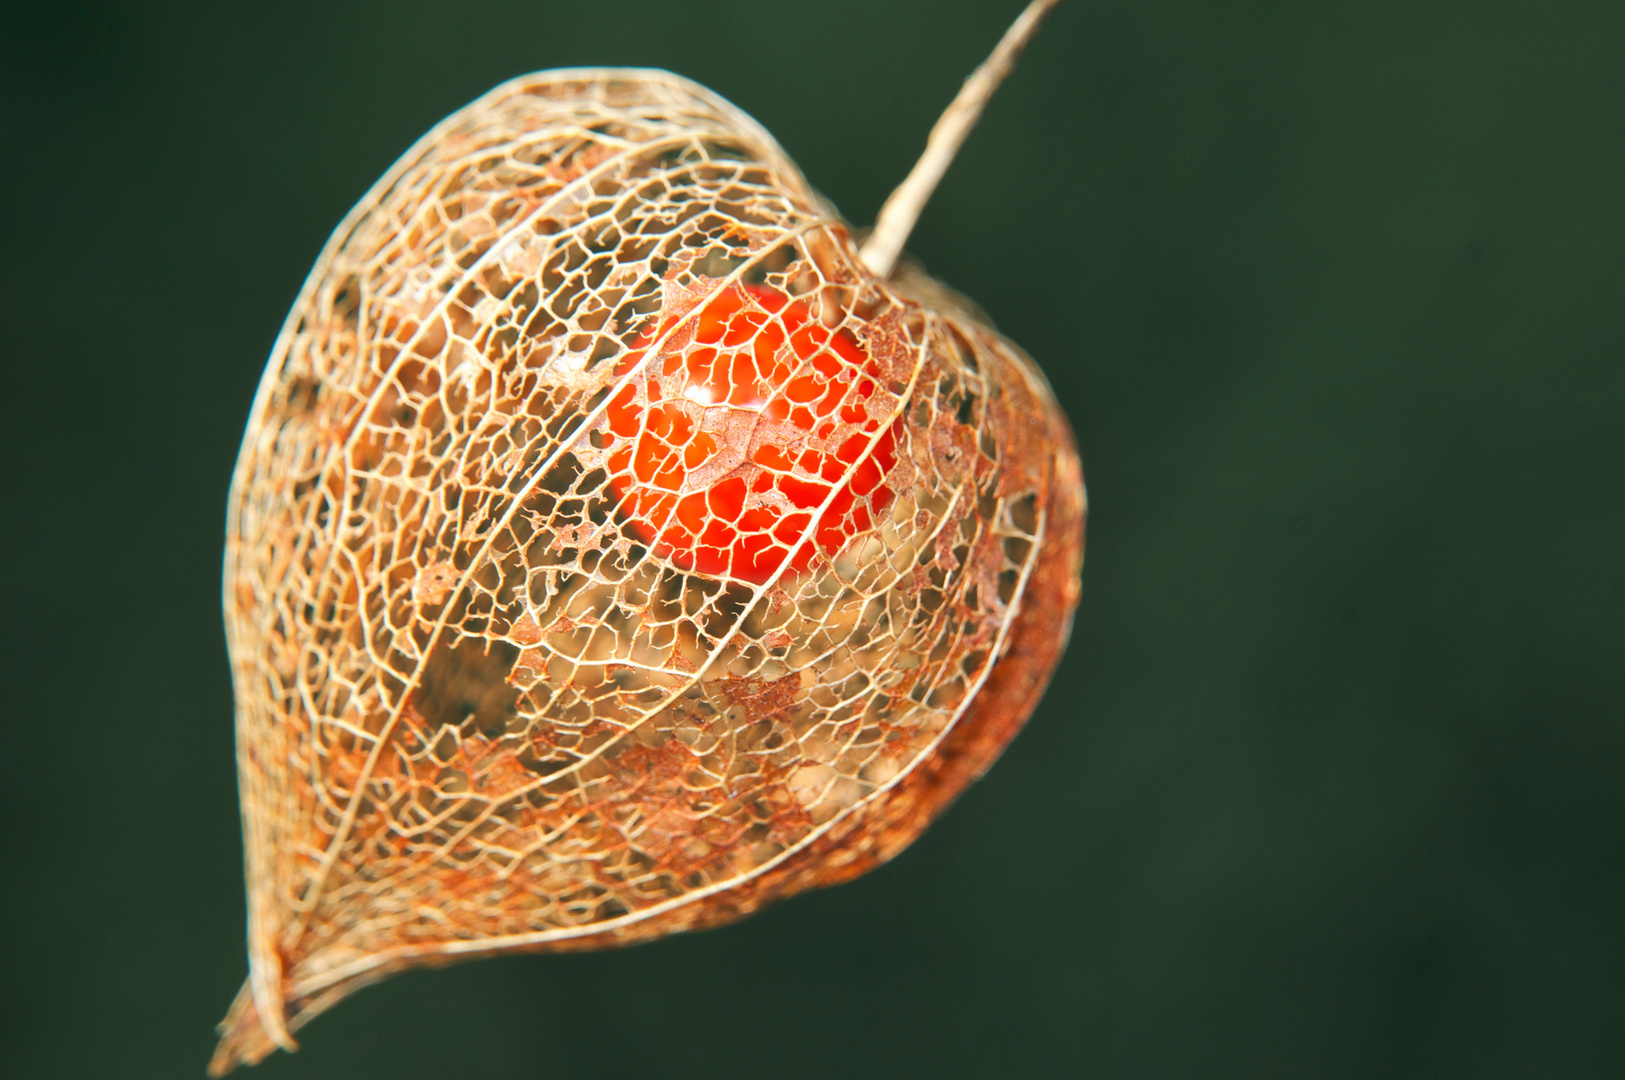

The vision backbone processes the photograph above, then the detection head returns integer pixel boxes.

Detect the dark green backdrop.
[4,1,1623,1076]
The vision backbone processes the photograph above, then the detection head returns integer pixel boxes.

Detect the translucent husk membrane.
[214,69,1084,1075]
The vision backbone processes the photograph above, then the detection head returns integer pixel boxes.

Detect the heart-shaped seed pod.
[213,5,1082,1074]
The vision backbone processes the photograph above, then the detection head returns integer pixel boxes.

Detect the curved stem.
[858,0,1066,279]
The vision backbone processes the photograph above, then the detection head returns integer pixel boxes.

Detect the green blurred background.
[4,0,1623,1076]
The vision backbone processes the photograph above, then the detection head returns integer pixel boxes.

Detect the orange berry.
[603,283,899,582]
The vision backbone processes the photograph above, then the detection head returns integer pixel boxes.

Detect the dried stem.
[858,0,1065,279]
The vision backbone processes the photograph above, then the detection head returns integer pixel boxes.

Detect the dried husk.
[213,69,1084,1075]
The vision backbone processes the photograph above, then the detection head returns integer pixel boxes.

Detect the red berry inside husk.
[604,283,900,583]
